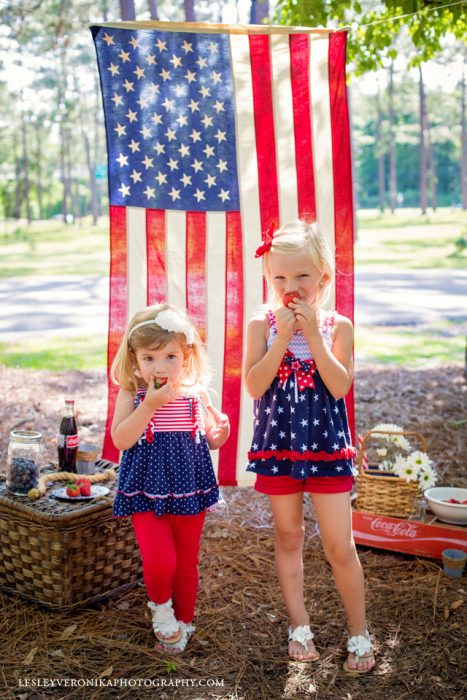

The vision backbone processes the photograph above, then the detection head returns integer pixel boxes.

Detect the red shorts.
[255,473,354,495]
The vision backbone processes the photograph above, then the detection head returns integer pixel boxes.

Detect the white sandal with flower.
[288,625,320,662]
[155,621,195,655]
[147,599,182,644]
[343,630,375,674]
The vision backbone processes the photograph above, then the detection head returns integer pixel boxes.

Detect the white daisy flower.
[389,434,412,451]
[418,467,437,490]
[373,423,404,434]
[406,450,431,470]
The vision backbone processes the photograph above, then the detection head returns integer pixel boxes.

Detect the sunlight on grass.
[0,335,107,371]
[0,217,109,277]
[355,323,465,366]
[355,208,466,269]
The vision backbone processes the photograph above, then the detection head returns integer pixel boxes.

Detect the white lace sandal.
[288,625,320,662]
[155,621,195,655]
[343,630,375,674]
[147,599,182,644]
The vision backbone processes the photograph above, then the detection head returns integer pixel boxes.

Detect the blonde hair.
[111,303,211,393]
[262,219,335,310]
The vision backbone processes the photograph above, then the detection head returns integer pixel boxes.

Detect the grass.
[0,335,107,371]
[355,208,467,269]
[355,321,465,366]
[0,217,109,277]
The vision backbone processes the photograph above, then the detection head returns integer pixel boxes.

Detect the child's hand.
[205,404,230,450]
[145,377,179,409]
[275,306,295,342]
[292,299,320,339]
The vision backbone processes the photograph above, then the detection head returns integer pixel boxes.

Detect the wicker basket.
[355,430,426,518]
[0,459,141,610]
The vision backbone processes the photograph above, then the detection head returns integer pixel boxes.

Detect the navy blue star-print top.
[246,311,357,480]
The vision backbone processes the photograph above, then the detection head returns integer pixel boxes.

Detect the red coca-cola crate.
[352,509,467,559]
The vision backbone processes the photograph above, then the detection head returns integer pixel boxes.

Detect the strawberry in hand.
[153,377,168,390]
[283,291,301,308]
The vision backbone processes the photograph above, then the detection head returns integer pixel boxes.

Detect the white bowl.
[425,487,467,525]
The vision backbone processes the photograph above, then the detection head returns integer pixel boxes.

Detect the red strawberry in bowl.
[154,377,168,390]
[76,477,92,497]
[283,292,301,308]
[66,483,80,498]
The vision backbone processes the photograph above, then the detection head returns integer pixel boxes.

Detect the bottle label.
[66,434,78,449]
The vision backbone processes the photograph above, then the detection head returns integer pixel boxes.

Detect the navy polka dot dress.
[246,311,357,479]
[113,391,221,517]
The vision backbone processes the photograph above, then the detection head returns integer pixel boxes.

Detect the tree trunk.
[388,62,397,213]
[184,0,195,22]
[119,0,136,20]
[427,124,437,212]
[34,122,44,219]
[147,0,159,20]
[376,85,385,213]
[66,135,76,221]
[419,64,428,215]
[101,0,109,21]
[250,0,270,23]
[59,122,68,222]
[461,61,467,210]
[20,104,32,224]
[76,77,99,225]
[13,136,22,219]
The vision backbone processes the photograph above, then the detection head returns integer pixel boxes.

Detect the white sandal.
[288,625,320,662]
[147,599,182,644]
[155,621,195,654]
[343,630,375,674]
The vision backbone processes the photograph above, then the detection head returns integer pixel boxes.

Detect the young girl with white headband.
[111,303,229,654]
[244,220,375,673]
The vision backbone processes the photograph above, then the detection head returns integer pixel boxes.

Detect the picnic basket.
[355,430,426,518]
[0,459,141,610]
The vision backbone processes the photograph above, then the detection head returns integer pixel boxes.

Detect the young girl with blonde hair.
[111,303,229,653]
[244,220,375,673]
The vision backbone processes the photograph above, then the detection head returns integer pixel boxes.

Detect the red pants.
[132,511,206,623]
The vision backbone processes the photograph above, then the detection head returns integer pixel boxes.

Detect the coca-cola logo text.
[370,517,418,539]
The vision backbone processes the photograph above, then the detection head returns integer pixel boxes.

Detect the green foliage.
[274,0,467,75]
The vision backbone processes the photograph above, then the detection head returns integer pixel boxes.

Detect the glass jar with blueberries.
[6,430,42,496]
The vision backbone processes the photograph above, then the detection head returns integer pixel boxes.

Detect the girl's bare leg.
[269,493,319,661]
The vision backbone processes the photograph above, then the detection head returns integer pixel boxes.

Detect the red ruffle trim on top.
[248,446,356,462]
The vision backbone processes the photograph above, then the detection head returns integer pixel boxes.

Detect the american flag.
[91,22,354,487]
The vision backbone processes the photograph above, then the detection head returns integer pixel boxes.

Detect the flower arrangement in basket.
[355,423,437,518]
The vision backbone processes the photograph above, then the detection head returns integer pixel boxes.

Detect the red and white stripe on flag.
[98,23,355,487]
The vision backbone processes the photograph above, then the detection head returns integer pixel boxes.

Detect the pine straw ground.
[0,364,465,700]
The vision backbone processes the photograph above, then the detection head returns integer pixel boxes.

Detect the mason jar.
[6,430,42,496]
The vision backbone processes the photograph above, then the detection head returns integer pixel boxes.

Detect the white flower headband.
[128,309,195,345]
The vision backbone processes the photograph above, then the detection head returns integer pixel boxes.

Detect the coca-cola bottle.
[58,399,78,471]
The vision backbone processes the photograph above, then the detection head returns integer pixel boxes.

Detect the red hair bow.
[254,222,276,258]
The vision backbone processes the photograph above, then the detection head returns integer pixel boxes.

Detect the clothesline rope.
[355,0,465,29]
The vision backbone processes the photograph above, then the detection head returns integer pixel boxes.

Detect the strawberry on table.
[66,483,80,498]
[76,477,92,497]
